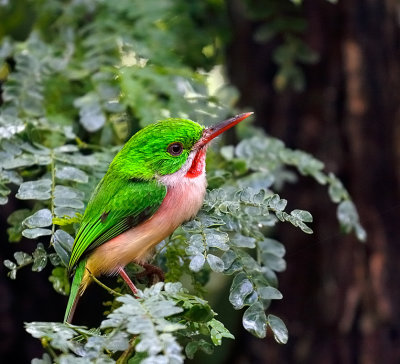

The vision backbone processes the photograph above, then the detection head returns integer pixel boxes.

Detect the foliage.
[27,283,233,363]
[1,0,363,362]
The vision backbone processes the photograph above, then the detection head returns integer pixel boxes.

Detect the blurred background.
[1,0,399,363]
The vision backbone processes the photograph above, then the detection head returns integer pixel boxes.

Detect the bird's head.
[110,113,253,184]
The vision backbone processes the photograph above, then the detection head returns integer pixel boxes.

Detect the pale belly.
[84,175,207,281]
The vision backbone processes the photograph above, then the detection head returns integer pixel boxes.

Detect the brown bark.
[226,0,400,363]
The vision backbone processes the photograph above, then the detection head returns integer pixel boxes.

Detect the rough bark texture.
[226,0,400,363]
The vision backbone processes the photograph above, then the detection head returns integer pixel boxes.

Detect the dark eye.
[167,142,184,156]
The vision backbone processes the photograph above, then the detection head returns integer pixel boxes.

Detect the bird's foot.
[135,262,165,283]
[119,268,138,296]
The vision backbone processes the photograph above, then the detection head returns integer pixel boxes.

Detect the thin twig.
[87,270,122,297]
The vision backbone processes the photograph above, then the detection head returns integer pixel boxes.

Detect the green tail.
[64,259,87,323]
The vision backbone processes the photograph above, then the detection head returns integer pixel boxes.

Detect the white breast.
[86,171,207,276]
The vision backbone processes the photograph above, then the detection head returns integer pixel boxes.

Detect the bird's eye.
[167,142,184,156]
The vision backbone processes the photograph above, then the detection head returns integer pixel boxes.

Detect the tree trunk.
[226,0,400,363]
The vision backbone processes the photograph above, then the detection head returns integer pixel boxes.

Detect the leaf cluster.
[27,283,233,363]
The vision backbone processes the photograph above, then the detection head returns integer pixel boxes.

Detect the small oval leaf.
[23,209,52,228]
[243,302,267,338]
[189,254,205,272]
[207,254,225,272]
[268,314,288,344]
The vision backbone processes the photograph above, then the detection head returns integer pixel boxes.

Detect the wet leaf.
[16,179,51,200]
[207,254,225,272]
[189,254,205,272]
[290,209,313,222]
[258,238,286,257]
[268,314,288,344]
[230,234,256,248]
[229,272,253,309]
[204,230,229,251]
[32,243,48,272]
[258,286,283,300]
[23,209,52,228]
[14,251,32,265]
[56,166,88,183]
[48,267,70,295]
[185,340,213,359]
[22,228,52,239]
[242,302,267,338]
[54,197,84,209]
[53,229,74,265]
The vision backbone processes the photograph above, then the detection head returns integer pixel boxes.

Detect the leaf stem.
[87,270,122,297]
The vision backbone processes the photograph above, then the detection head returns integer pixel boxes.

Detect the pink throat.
[185,149,206,178]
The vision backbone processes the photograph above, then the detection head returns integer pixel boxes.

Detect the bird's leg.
[119,268,138,295]
[135,262,165,283]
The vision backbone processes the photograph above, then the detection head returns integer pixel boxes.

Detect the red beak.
[197,112,253,148]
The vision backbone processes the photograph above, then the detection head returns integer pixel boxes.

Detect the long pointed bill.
[197,112,253,148]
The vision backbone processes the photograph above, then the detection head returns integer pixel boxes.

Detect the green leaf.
[267,194,287,211]
[290,209,313,222]
[204,230,229,251]
[16,179,52,200]
[54,185,85,199]
[328,173,348,203]
[185,340,214,359]
[242,302,267,338]
[268,314,288,344]
[32,353,52,364]
[4,259,17,270]
[189,254,205,272]
[258,287,283,300]
[56,166,88,183]
[337,200,358,232]
[14,251,32,265]
[208,319,234,345]
[7,208,31,242]
[258,238,286,258]
[25,322,76,352]
[260,253,286,272]
[54,197,85,209]
[230,234,256,248]
[74,92,106,132]
[229,272,253,309]
[32,243,48,272]
[48,267,70,295]
[23,209,52,228]
[183,303,214,323]
[207,254,225,272]
[220,145,234,161]
[53,229,74,266]
[22,228,52,239]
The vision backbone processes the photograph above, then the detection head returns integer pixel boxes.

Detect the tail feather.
[64,259,87,324]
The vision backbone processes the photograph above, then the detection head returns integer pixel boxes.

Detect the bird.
[64,112,253,323]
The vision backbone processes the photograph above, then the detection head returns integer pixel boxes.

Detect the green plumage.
[63,113,251,323]
[68,118,203,271]
[64,259,86,323]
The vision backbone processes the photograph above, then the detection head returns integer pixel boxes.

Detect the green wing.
[68,177,166,271]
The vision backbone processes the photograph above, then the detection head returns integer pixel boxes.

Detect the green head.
[109,113,253,180]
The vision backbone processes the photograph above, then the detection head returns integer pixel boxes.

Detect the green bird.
[64,112,253,323]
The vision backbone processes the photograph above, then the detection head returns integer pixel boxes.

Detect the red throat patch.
[185,149,206,178]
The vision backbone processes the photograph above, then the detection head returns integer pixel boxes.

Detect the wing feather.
[68,177,166,271]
